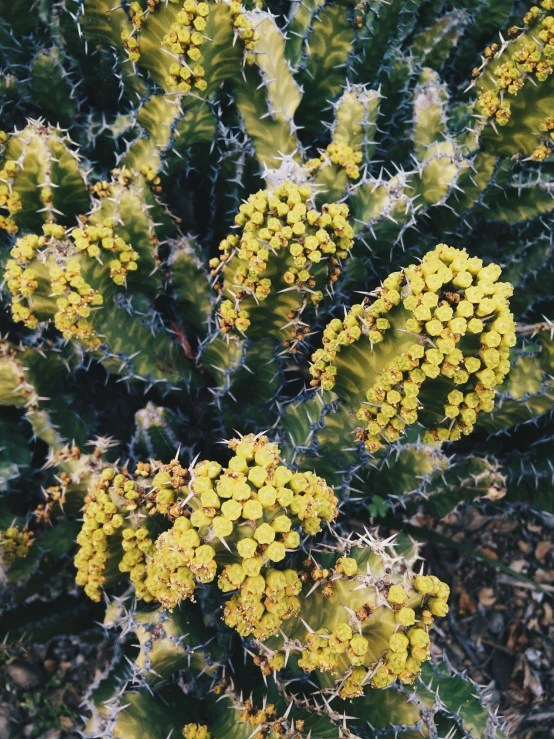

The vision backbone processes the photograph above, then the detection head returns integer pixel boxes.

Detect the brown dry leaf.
[541,601,553,625]
[517,540,532,554]
[459,588,477,614]
[535,541,553,562]
[534,568,554,584]
[478,587,497,606]
[509,559,528,573]
[523,662,543,699]
[480,547,499,560]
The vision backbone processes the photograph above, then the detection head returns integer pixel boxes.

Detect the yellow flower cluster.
[1,525,34,565]
[371,574,449,689]
[0,155,21,234]
[163,0,210,93]
[533,115,554,160]
[229,1,261,66]
[266,554,449,696]
[215,182,354,337]
[476,4,554,126]
[140,164,162,193]
[50,260,104,348]
[71,222,139,285]
[75,436,338,643]
[145,436,336,638]
[74,467,154,602]
[306,140,363,180]
[4,225,104,345]
[183,725,210,739]
[310,245,515,453]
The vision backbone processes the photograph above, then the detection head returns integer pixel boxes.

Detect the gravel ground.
[0,635,112,739]
[425,505,554,739]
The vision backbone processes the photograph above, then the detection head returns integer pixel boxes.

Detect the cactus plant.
[1,0,553,736]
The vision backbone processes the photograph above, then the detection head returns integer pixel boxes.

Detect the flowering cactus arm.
[213,181,354,348]
[257,534,450,693]
[471,1,554,160]
[0,123,90,233]
[135,1,241,96]
[74,435,338,629]
[308,85,381,203]
[310,244,515,452]
[233,13,301,167]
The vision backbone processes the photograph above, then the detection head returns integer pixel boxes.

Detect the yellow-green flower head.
[144,434,337,630]
[259,535,451,694]
[215,181,355,348]
[76,435,337,641]
[310,244,514,452]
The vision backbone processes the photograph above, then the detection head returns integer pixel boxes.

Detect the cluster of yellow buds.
[306,140,363,180]
[4,255,40,328]
[90,180,112,198]
[140,164,162,193]
[144,436,336,634]
[533,115,554,159]
[0,155,21,234]
[265,550,450,696]
[475,90,511,126]
[163,0,210,93]
[75,436,338,642]
[229,2,260,66]
[4,224,105,345]
[310,245,514,453]
[74,467,154,602]
[183,725,210,739]
[218,298,251,333]
[214,182,354,340]
[50,260,104,349]
[71,222,139,285]
[371,574,450,689]
[240,702,283,733]
[1,525,34,565]
[120,2,149,63]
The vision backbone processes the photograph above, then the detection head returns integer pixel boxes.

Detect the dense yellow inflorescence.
[265,555,450,696]
[310,245,515,452]
[75,436,338,641]
[0,525,34,565]
[213,182,354,337]
[306,140,363,181]
[4,218,138,344]
[183,725,211,739]
[74,467,155,602]
[229,1,261,66]
[0,148,22,234]
[4,225,104,343]
[163,0,210,93]
[475,1,554,159]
